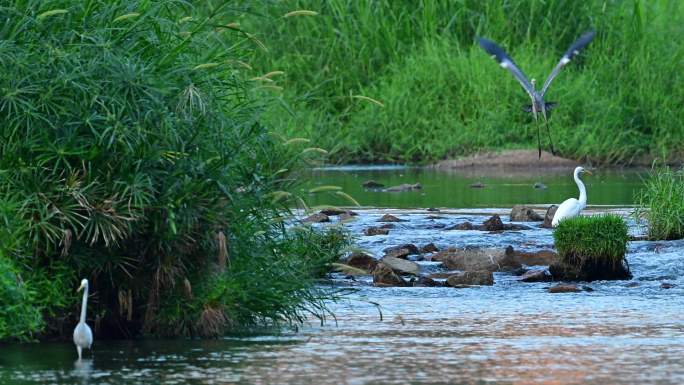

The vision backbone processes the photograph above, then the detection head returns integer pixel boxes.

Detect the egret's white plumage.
[552,166,591,227]
[73,278,93,360]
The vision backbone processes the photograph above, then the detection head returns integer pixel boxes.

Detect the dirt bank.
[433,150,578,170]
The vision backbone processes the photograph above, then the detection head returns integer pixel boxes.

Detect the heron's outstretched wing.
[540,30,595,96]
[478,37,535,100]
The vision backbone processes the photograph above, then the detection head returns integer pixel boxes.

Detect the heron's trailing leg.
[536,119,542,159]
[544,117,556,155]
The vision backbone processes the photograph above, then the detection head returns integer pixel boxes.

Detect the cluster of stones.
[309,205,637,293]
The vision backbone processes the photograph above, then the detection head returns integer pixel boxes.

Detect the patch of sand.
[434,150,578,170]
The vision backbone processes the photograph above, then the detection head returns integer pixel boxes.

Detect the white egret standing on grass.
[477,30,596,158]
[552,166,592,227]
[73,278,93,360]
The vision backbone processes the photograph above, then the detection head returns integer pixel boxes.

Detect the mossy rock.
[552,215,631,281]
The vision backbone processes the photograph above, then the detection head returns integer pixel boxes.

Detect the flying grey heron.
[552,166,592,227]
[478,30,596,158]
[73,278,93,360]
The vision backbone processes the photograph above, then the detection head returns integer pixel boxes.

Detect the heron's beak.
[77,283,84,292]
[583,170,593,176]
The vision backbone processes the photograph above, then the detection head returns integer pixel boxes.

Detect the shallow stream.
[2,167,682,385]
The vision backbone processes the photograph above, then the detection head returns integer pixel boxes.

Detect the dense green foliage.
[0,197,44,341]
[242,0,684,164]
[636,167,684,240]
[0,257,44,341]
[0,0,348,340]
[553,215,629,267]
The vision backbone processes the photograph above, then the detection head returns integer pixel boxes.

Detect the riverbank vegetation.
[551,215,630,281]
[242,0,684,164]
[0,0,349,341]
[636,167,684,240]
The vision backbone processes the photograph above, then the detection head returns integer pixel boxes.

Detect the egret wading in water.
[477,31,596,158]
[552,166,592,227]
[73,278,93,360]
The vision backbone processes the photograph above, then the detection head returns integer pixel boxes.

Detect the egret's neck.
[80,285,88,324]
[574,171,587,207]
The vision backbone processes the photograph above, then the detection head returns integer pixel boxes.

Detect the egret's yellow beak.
[583,169,593,176]
[77,283,85,292]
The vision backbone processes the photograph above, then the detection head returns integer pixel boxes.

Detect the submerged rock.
[660,282,677,289]
[373,263,407,287]
[510,205,544,222]
[533,182,547,189]
[469,182,485,188]
[548,284,580,293]
[413,276,442,287]
[541,205,558,228]
[362,180,385,189]
[378,214,407,222]
[335,264,370,276]
[426,272,453,279]
[506,246,558,266]
[303,213,330,223]
[319,208,358,216]
[363,226,389,236]
[447,221,475,230]
[379,223,395,229]
[420,243,439,253]
[381,256,419,275]
[482,214,504,231]
[426,215,446,220]
[384,247,412,259]
[446,271,494,286]
[445,217,530,232]
[383,244,420,255]
[432,247,520,272]
[520,269,552,282]
[339,212,357,222]
[384,183,422,192]
[345,252,378,272]
[426,207,440,212]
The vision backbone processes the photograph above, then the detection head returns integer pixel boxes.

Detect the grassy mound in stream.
[552,215,630,281]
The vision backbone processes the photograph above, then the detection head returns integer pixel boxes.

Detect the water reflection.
[72,359,92,384]
[303,166,645,208]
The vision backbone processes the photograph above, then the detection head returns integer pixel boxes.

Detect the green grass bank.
[636,167,684,240]
[0,0,349,341]
[240,0,684,164]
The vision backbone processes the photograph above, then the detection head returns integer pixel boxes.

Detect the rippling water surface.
[2,210,683,385]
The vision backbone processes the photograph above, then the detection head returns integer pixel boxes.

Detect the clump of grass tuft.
[635,167,684,240]
[554,215,629,267]
[552,215,631,281]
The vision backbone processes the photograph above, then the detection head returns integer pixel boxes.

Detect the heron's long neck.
[575,172,587,207]
[80,285,88,324]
